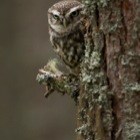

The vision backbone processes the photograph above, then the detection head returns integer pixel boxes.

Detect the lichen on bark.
[36,0,140,139]
[77,0,140,140]
[76,1,113,140]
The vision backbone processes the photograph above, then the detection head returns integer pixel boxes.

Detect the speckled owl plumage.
[48,0,85,73]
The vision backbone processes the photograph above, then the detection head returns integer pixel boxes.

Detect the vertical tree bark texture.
[105,0,140,139]
[77,0,140,140]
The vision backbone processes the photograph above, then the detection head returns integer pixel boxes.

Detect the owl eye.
[71,10,79,17]
[53,14,59,19]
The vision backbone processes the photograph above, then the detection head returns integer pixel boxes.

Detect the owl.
[48,0,85,74]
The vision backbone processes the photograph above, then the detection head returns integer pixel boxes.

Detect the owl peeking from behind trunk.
[48,0,86,74]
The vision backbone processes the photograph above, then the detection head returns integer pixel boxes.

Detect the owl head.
[48,0,84,34]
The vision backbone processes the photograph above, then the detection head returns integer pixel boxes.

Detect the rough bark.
[76,0,140,140]
[36,0,140,139]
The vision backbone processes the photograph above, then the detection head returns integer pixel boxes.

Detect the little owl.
[48,0,85,74]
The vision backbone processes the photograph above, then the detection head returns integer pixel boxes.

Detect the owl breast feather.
[50,29,85,69]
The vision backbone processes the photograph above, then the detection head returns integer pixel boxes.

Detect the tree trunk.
[76,0,140,140]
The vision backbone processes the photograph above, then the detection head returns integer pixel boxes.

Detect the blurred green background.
[0,0,77,140]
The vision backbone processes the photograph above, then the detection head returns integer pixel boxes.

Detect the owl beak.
[63,19,67,28]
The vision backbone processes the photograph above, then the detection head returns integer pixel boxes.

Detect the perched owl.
[48,0,85,74]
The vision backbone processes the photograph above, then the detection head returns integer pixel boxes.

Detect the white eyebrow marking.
[50,10,60,16]
[66,5,84,16]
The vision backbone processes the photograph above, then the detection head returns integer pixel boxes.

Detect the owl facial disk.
[48,3,84,35]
